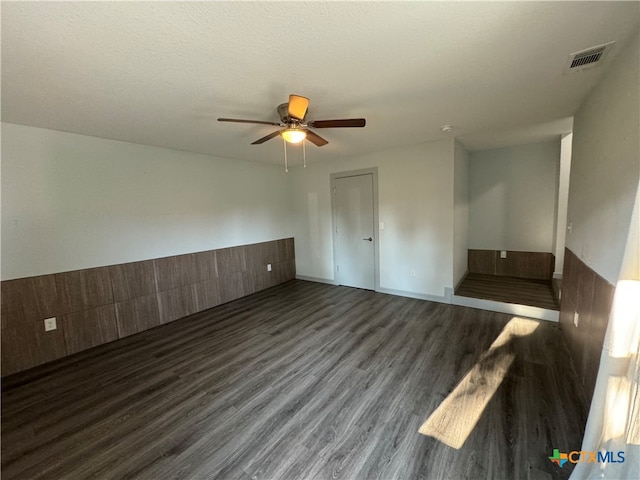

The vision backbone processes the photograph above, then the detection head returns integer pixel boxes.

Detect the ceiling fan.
[217,94,366,147]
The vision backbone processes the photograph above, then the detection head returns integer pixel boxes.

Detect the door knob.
[363,237,373,241]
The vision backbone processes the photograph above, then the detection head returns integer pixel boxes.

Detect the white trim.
[451,295,559,322]
[296,275,337,285]
[376,287,449,304]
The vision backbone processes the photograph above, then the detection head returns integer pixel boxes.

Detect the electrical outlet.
[379,221,385,230]
[573,312,579,328]
[44,317,57,332]
[500,250,507,259]
[410,269,416,278]
[267,263,272,272]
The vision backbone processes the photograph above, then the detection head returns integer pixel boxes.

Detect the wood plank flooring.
[456,273,560,311]
[1,280,587,479]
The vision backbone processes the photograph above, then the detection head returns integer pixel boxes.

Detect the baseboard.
[296,277,450,304]
[295,275,337,285]
[376,287,450,304]
[451,295,559,322]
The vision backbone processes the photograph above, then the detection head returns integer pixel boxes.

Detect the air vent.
[564,42,615,73]
[571,47,605,68]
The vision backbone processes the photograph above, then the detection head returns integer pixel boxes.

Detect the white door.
[334,174,375,289]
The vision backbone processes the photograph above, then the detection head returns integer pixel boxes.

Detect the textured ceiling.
[2,2,639,164]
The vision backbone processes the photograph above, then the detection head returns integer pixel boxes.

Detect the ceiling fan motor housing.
[278,103,306,124]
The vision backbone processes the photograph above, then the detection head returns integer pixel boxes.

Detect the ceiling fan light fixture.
[281,128,307,144]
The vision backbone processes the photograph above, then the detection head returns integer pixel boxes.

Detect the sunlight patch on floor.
[418,317,539,449]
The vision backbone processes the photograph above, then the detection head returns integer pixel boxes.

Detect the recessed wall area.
[468,140,561,254]
[455,141,563,310]
[456,250,558,311]
[1,238,295,376]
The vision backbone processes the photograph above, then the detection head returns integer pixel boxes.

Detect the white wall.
[566,30,640,285]
[1,123,292,280]
[290,138,455,298]
[468,140,560,252]
[618,182,639,282]
[553,133,573,275]
[453,140,469,287]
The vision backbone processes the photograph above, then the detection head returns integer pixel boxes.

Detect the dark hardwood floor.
[1,280,587,479]
[456,273,560,311]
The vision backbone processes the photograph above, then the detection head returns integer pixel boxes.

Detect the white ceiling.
[2,2,638,164]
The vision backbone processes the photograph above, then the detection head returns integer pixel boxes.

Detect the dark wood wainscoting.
[559,248,615,404]
[1,238,295,376]
[469,249,554,280]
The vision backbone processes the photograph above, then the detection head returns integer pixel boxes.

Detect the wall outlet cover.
[44,317,57,331]
[267,264,272,272]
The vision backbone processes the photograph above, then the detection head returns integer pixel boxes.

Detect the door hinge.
[337,265,340,272]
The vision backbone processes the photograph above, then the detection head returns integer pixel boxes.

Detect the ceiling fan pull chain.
[303,140,307,168]
[283,137,288,173]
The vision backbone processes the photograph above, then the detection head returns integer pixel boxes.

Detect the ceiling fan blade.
[251,130,283,145]
[304,129,328,147]
[288,94,310,120]
[218,118,281,126]
[308,118,366,128]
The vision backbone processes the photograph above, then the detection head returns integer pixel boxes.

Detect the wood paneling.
[219,272,245,304]
[108,260,156,302]
[242,269,263,296]
[115,294,161,338]
[56,267,113,314]
[243,242,270,269]
[585,275,615,392]
[193,250,217,280]
[216,246,245,275]
[1,275,59,330]
[157,286,198,325]
[153,254,199,292]
[469,249,554,280]
[1,238,295,376]
[1,281,587,480]
[276,238,292,263]
[468,250,496,275]
[1,322,67,375]
[193,279,222,312]
[559,248,615,405]
[496,251,554,280]
[61,305,119,355]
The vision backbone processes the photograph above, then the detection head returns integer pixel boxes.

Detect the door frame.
[330,167,380,291]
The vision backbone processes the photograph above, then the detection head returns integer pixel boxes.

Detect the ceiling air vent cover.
[564,41,615,73]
